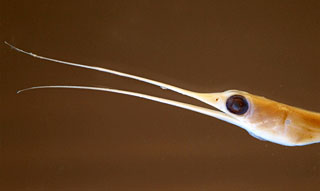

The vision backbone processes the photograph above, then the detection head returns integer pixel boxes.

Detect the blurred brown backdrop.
[1,0,320,190]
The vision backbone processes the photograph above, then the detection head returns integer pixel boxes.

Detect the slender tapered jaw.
[17,85,241,127]
[4,41,225,108]
[6,41,248,140]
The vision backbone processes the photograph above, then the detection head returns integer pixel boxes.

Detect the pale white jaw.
[6,41,243,127]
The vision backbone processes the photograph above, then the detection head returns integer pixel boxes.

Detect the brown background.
[1,0,320,190]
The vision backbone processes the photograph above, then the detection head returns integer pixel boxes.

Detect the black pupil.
[226,95,249,115]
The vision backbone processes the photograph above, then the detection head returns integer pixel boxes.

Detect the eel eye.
[226,95,249,115]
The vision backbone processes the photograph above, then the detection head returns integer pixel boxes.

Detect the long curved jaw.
[6,41,242,128]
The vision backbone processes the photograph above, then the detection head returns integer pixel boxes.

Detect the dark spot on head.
[226,95,249,115]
